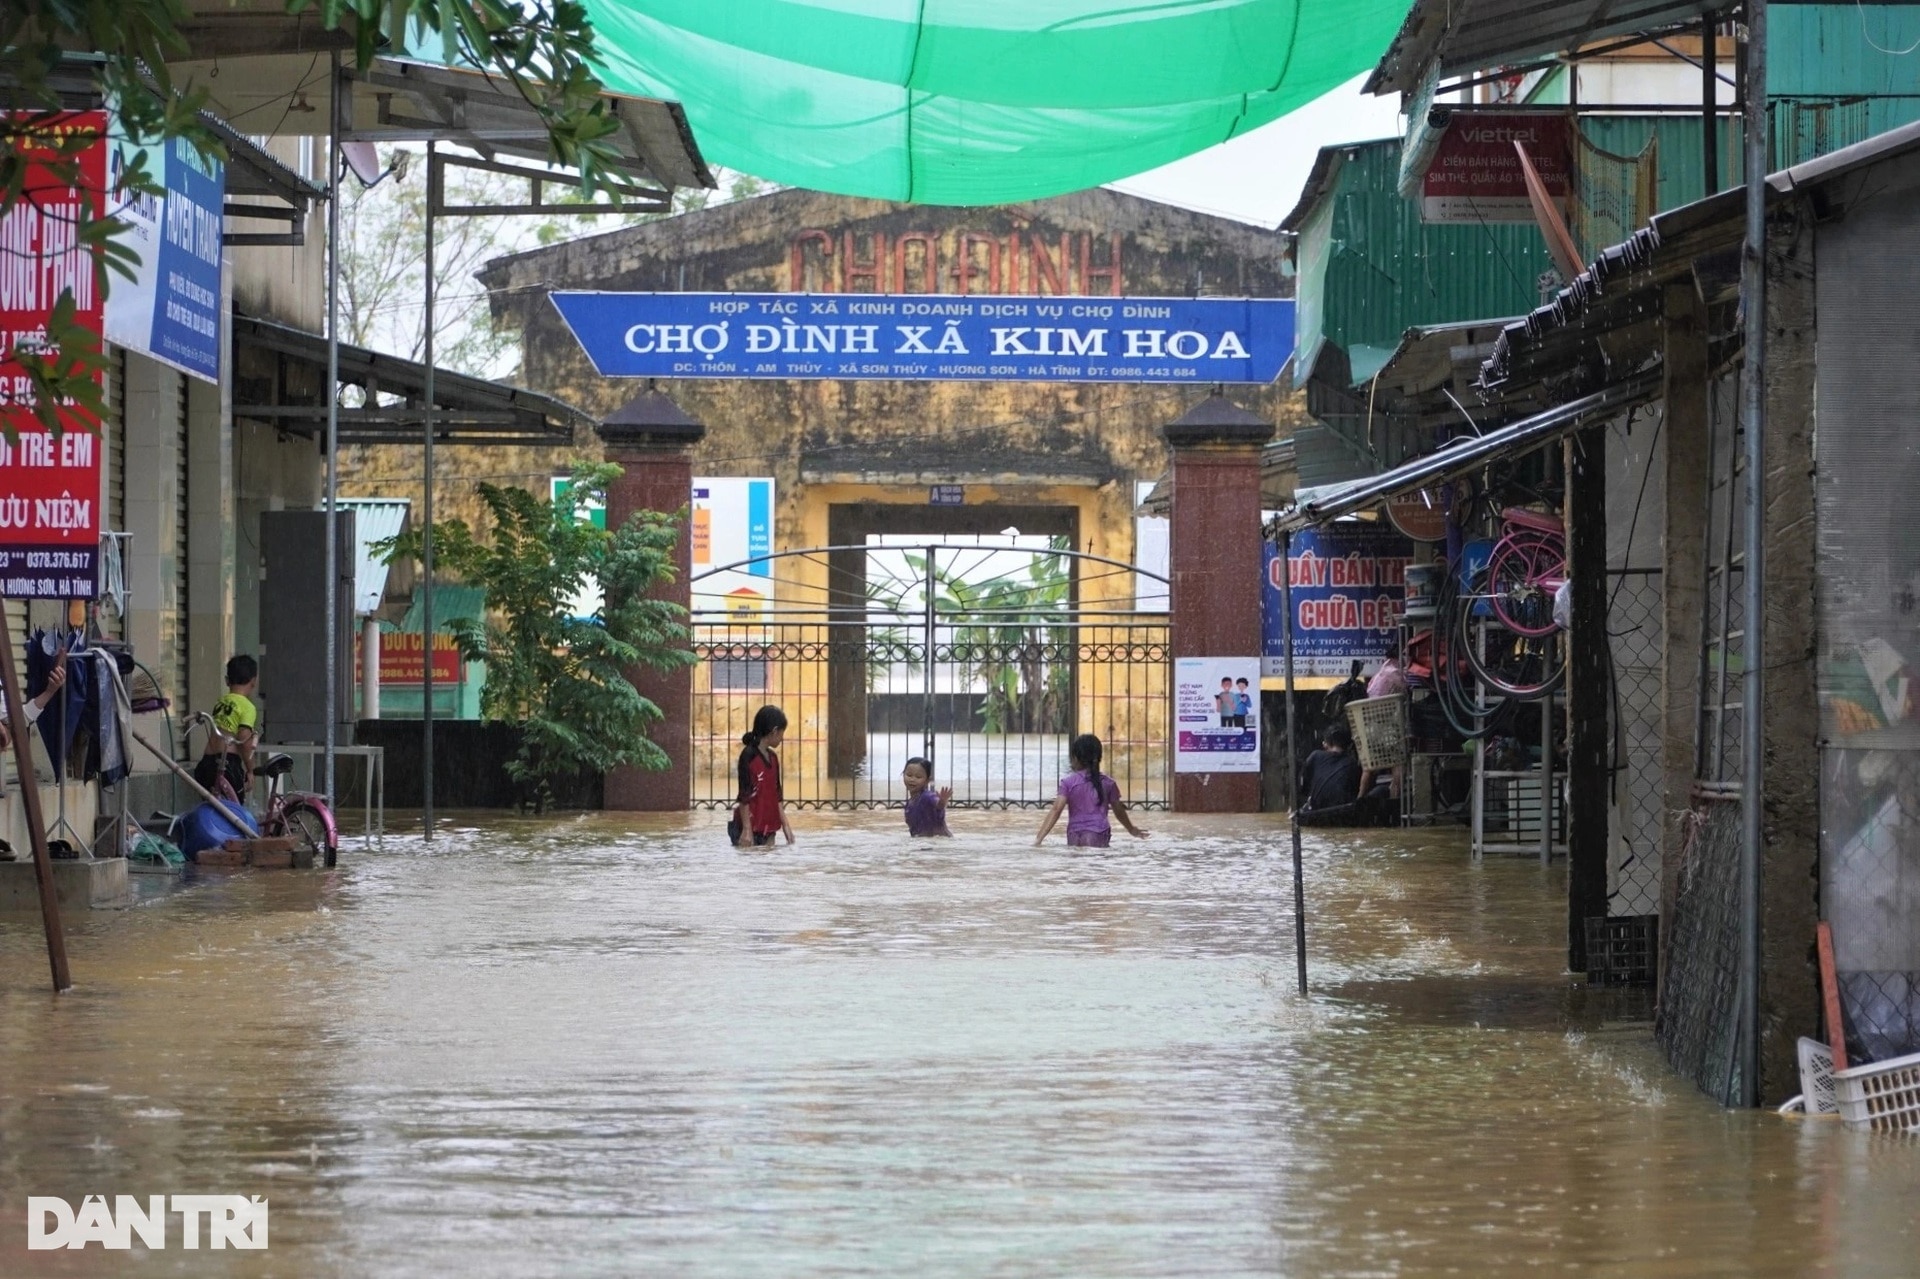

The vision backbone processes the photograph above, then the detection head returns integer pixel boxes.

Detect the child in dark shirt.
[1298,725,1362,813]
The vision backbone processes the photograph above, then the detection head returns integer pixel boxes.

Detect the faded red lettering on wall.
[787,229,1126,295]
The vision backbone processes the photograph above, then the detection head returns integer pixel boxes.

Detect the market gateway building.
[339,187,1308,811]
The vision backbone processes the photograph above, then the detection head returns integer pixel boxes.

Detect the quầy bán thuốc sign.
[549,292,1294,384]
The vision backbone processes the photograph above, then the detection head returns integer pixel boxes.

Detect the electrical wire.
[1857,0,1920,56]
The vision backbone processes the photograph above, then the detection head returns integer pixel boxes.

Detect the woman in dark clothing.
[730,705,793,847]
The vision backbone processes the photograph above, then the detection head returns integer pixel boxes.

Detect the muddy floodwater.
[2,813,1916,1276]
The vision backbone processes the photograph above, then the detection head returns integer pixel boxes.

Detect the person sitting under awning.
[1299,725,1361,813]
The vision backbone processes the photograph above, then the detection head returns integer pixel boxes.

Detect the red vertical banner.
[0,111,107,599]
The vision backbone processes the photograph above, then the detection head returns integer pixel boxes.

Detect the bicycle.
[1439,508,1566,702]
[186,713,340,867]
[1485,506,1566,638]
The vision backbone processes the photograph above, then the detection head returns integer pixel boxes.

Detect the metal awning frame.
[232,315,594,447]
[201,114,329,247]
[341,57,714,197]
[1270,371,1661,535]
[2,61,330,248]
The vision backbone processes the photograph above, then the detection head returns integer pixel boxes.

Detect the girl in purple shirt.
[902,756,951,836]
[1034,733,1149,848]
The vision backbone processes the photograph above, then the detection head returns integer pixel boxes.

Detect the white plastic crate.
[1344,695,1407,771]
[1832,1049,1920,1134]
[1797,1037,1838,1116]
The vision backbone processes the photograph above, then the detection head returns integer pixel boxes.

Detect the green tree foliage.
[873,539,1074,735]
[382,465,694,808]
[1,0,619,438]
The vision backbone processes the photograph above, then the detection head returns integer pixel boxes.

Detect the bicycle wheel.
[1488,530,1564,638]
[282,802,336,868]
[1463,617,1564,701]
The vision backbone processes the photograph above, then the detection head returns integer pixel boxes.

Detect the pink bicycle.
[1486,507,1566,638]
[187,713,341,866]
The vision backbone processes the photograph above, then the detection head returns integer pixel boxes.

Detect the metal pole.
[922,545,935,765]
[422,143,437,840]
[1540,683,1553,866]
[323,52,342,807]
[1279,530,1307,996]
[1736,0,1768,1110]
[2,622,70,991]
[1702,12,1719,195]
[1471,618,1486,860]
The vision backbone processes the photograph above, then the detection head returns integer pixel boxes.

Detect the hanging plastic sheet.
[583,0,1412,202]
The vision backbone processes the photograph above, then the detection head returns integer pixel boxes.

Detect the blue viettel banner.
[550,292,1293,383]
[1262,525,1413,679]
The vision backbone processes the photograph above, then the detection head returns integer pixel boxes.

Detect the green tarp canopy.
[584,0,1412,204]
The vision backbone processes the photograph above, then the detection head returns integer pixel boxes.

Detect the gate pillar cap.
[599,381,706,450]
[1164,391,1271,450]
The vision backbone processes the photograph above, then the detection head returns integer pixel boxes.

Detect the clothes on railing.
[25,630,132,786]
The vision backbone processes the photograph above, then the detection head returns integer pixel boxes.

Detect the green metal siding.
[1770,5,1920,167]
[1290,139,1550,390]
[1578,115,1743,211]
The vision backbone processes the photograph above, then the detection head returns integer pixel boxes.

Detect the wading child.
[1034,733,1148,848]
[196,654,259,800]
[730,705,793,848]
[902,756,952,837]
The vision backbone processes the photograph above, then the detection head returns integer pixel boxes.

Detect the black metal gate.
[691,540,1169,809]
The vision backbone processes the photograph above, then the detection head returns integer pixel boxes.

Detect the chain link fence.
[1656,795,1746,1105]
[1607,569,1664,917]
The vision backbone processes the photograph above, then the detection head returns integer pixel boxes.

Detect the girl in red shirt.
[730,705,793,847]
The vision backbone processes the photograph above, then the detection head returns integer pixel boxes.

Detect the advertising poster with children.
[1173,656,1261,773]
[1262,525,1413,678]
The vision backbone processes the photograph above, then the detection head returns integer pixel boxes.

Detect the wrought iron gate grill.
[690,543,1170,811]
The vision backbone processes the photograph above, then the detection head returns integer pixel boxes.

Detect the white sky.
[1108,73,1406,228]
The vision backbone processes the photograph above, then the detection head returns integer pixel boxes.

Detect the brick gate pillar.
[1164,395,1273,813]
[597,386,704,811]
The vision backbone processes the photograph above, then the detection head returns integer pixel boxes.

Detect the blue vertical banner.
[1262,525,1413,678]
[105,127,224,382]
[746,479,772,577]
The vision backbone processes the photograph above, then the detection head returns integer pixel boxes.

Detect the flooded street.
[2,813,1915,1277]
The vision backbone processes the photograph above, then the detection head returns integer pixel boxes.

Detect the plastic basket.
[1797,1037,1838,1116]
[1345,695,1408,771]
[1831,1049,1920,1134]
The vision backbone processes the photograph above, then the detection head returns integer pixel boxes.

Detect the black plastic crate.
[1585,914,1659,986]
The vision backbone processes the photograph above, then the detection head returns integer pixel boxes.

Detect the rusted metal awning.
[179,51,715,199]
[1366,0,1721,95]
[1270,372,1659,534]
[232,316,594,447]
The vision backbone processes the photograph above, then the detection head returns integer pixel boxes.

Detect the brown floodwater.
[1,813,1915,1277]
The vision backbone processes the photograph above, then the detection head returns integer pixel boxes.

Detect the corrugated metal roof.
[339,499,410,616]
[1283,137,1549,393]
[1479,117,1920,400]
[1367,0,1718,96]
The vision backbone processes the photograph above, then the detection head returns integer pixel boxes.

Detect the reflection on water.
[2,814,1914,1276]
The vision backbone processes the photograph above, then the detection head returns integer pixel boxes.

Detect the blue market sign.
[550,292,1293,383]
[1262,525,1414,679]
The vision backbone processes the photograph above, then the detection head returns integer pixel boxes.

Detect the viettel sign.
[1420,112,1572,224]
